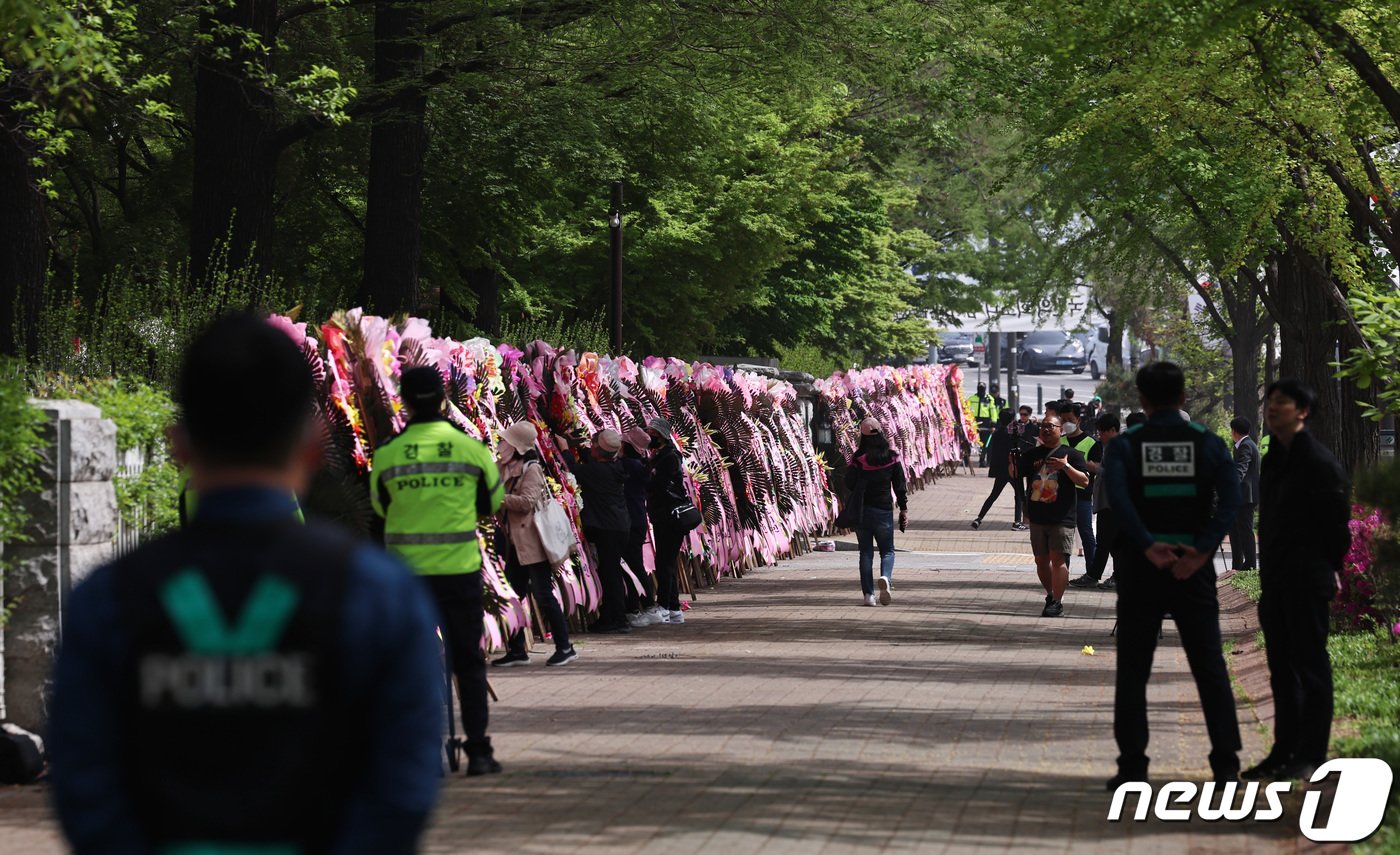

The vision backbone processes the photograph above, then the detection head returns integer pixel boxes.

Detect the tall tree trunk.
[464,264,500,336]
[1106,308,1125,368]
[360,0,428,314]
[1270,243,1376,473]
[189,0,279,288]
[1226,269,1268,429]
[0,85,49,358]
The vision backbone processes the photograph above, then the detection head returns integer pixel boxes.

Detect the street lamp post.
[609,181,624,354]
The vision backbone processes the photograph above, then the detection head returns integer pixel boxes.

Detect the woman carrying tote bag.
[645,417,699,625]
[491,421,578,668]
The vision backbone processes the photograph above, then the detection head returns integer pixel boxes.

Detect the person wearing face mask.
[1060,402,1102,588]
[971,409,1026,531]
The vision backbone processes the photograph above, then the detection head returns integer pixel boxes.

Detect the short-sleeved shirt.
[1021,445,1088,526]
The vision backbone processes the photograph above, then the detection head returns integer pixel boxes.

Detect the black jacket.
[985,426,1015,479]
[844,452,908,512]
[1258,430,1350,599]
[1234,435,1261,505]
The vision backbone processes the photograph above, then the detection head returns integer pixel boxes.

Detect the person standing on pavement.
[1011,415,1089,616]
[557,429,632,633]
[1102,362,1242,789]
[971,409,1026,531]
[968,382,998,466]
[621,428,663,627]
[846,418,908,606]
[1061,402,1102,587]
[491,421,578,668]
[1078,412,1121,590]
[1242,380,1350,781]
[372,365,505,776]
[1229,417,1260,575]
[50,315,444,853]
[647,417,695,625]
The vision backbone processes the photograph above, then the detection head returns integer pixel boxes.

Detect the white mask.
[1062,420,1078,435]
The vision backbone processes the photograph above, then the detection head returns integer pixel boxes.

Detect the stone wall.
[1,401,117,730]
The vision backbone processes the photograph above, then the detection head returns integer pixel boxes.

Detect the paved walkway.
[0,472,1307,853]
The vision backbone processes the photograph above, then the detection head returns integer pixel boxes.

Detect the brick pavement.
[0,471,1303,853]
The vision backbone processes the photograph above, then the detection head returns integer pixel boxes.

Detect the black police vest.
[112,519,362,853]
[1123,421,1215,545]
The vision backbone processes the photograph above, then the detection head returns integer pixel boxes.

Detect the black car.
[1016,330,1086,374]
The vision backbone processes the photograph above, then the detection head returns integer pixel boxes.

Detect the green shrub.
[1329,628,1400,852]
[0,359,45,627]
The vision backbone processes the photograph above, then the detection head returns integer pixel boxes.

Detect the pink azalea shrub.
[1334,504,1390,630]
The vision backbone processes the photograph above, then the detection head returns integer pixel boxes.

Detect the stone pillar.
[1,400,117,730]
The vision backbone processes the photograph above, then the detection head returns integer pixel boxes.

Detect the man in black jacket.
[1243,380,1351,781]
[1229,417,1261,573]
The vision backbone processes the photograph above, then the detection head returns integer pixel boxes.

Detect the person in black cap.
[1102,362,1242,790]
[50,314,444,852]
[372,364,505,775]
[968,382,997,466]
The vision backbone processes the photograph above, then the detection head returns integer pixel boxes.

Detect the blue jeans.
[856,507,896,595]
[1076,498,1097,574]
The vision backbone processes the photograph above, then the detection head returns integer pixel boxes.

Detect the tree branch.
[1121,210,1233,340]
[1300,10,1400,137]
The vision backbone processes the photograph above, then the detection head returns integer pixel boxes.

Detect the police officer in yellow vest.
[1059,402,1102,585]
[372,366,505,776]
[967,382,998,466]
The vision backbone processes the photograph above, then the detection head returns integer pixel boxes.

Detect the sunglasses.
[1040,424,1061,432]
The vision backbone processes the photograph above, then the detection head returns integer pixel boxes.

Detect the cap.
[647,416,672,435]
[859,417,882,436]
[399,366,445,407]
[623,427,651,455]
[595,429,623,455]
[502,421,538,454]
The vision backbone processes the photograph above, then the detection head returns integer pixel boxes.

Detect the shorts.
[1028,522,1076,557]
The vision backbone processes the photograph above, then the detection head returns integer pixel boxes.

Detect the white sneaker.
[666,609,685,624]
[657,609,672,624]
[863,593,877,607]
[642,606,664,625]
[626,612,648,628]
[877,577,892,606]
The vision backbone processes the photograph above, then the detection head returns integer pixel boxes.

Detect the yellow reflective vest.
[967,393,997,422]
[370,417,504,575]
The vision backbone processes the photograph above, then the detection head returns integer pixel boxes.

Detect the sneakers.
[877,576,892,605]
[1041,599,1064,617]
[546,646,578,667]
[1096,576,1117,590]
[665,609,685,624]
[863,593,877,607]
[627,607,663,628]
[1011,522,1028,531]
[1106,769,1147,791]
[491,650,529,668]
[969,519,982,530]
[1068,574,1100,589]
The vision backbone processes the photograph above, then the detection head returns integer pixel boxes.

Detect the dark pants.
[623,525,657,612]
[1114,556,1241,777]
[1074,497,1096,574]
[976,476,1025,524]
[505,550,571,654]
[652,521,685,612]
[423,572,489,746]
[1087,508,1118,581]
[977,425,993,464]
[1231,503,1257,570]
[1258,591,1332,766]
[585,527,629,627]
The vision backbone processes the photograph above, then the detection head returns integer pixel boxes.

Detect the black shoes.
[546,646,578,667]
[465,738,502,776]
[1096,576,1117,590]
[490,651,529,668]
[1241,754,1318,780]
[1042,599,1064,617]
[970,519,982,530]
[1068,574,1099,589]
[1011,521,1028,531]
[1106,769,1148,791]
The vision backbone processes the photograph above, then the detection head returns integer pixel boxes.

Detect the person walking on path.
[372,365,505,777]
[1011,415,1088,616]
[1102,362,1242,790]
[1241,380,1351,781]
[1076,412,1122,590]
[646,417,696,624]
[557,429,632,633]
[971,409,1026,531]
[1229,416,1261,575]
[846,418,909,606]
[492,421,578,668]
[50,315,444,852]
[621,428,662,627]
[1062,402,1102,587]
